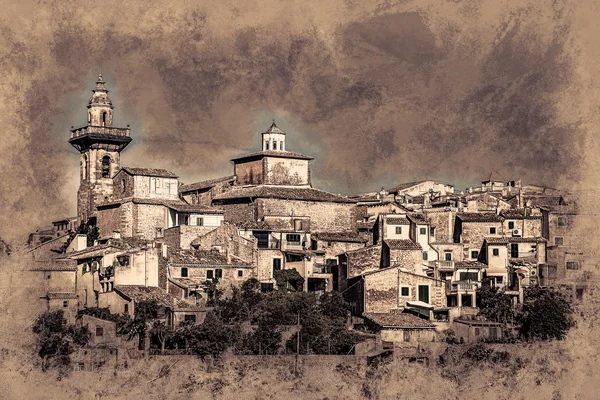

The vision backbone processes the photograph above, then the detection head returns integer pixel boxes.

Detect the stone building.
[453,213,505,261]
[179,176,235,207]
[69,74,132,224]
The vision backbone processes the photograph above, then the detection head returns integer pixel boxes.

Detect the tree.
[273,269,305,292]
[518,288,574,341]
[204,278,223,306]
[187,312,233,358]
[121,299,159,349]
[150,321,171,353]
[32,310,90,371]
[477,284,515,325]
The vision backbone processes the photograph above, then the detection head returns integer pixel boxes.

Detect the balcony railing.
[70,125,131,139]
[446,280,479,293]
[312,263,332,274]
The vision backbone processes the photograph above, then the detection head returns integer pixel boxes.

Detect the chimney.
[76,234,87,251]
[113,231,121,239]
[162,243,168,258]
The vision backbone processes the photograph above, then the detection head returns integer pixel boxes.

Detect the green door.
[418,285,429,303]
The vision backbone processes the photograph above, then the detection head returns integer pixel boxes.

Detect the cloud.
[0,0,596,239]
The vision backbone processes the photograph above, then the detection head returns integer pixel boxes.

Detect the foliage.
[186,312,235,358]
[32,310,90,371]
[150,321,171,353]
[518,287,574,341]
[121,299,160,347]
[477,283,515,324]
[273,269,305,292]
[76,221,100,247]
[204,278,223,306]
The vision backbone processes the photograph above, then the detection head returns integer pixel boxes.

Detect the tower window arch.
[101,156,111,178]
[82,155,88,180]
[102,111,107,126]
[88,112,91,124]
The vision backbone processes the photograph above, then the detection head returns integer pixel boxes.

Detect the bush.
[518,288,574,341]
[32,310,90,371]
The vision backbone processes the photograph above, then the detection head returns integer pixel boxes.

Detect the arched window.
[82,155,88,180]
[88,112,91,124]
[265,141,269,150]
[101,155,111,178]
[273,141,277,150]
[102,111,107,126]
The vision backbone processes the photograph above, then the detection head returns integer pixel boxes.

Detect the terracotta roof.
[408,214,429,224]
[364,312,435,329]
[169,277,207,289]
[231,150,314,162]
[482,170,505,183]
[314,232,367,243]
[120,167,178,178]
[345,245,381,255]
[67,237,151,259]
[484,236,547,244]
[388,181,427,194]
[454,261,487,269]
[457,213,503,222]
[264,121,285,134]
[385,217,410,225]
[213,186,354,203]
[384,239,422,250]
[179,176,235,193]
[114,285,203,311]
[31,259,77,271]
[522,195,564,207]
[168,249,249,266]
[47,292,78,300]
[357,220,376,230]
[500,209,542,220]
[97,197,224,213]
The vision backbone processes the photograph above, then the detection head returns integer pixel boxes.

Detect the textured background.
[0,0,598,241]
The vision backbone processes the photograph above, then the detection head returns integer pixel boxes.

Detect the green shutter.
[418,285,429,303]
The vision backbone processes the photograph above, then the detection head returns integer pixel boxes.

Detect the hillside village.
[24,74,587,359]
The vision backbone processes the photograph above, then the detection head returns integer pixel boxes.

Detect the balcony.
[70,125,131,139]
[446,280,479,294]
[312,263,332,274]
[430,260,454,271]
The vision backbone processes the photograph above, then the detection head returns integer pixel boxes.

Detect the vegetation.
[273,269,305,292]
[519,287,574,341]
[32,310,90,373]
[476,284,574,341]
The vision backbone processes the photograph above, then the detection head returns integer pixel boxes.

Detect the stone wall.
[192,223,257,266]
[257,198,356,233]
[424,210,456,243]
[235,159,264,185]
[134,204,167,239]
[458,221,504,260]
[364,267,446,314]
[264,157,310,186]
[347,246,381,278]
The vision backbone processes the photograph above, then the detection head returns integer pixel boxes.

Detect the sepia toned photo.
[0,0,599,399]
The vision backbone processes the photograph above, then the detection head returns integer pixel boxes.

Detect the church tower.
[262,120,286,151]
[69,73,132,224]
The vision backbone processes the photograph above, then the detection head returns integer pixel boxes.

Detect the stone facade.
[455,220,504,261]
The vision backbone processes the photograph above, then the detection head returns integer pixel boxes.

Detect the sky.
[0,0,599,240]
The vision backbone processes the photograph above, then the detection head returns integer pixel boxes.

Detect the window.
[471,250,479,259]
[508,221,515,230]
[510,243,519,258]
[273,141,277,150]
[101,156,111,178]
[265,141,270,150]
[459,272,478,281]
[286,234,301,245]
[418,285,429,303]
[124,304,129,315]
[207,270,214,279]
[117,255,130,267]
[430,227,435,236]
[401,287,409,297]
[557,217,566,227]
[215,269,223,278]
[555,237,564,246]
[181,268,188,278]
[96,326,104,337]
[474,328,480,336]
[45,272,51,280]
[566,262,580,270]
[445,252,452,261]
[152,177,162,194]
[395,226,402,235]
[63,301,68,308]
[102,111,107,126]
[492,248,499,256]
[489,227,496,234]
[422,252,428,260]
[273,258,281,272]
[184,315,196,323]
[238,270,243,278]
[122,178,126,193]
[420,227,427,235]
[82,155,88,180]
[195,217,204,226]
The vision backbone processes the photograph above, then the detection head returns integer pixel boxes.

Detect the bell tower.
[69,73,132,224]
